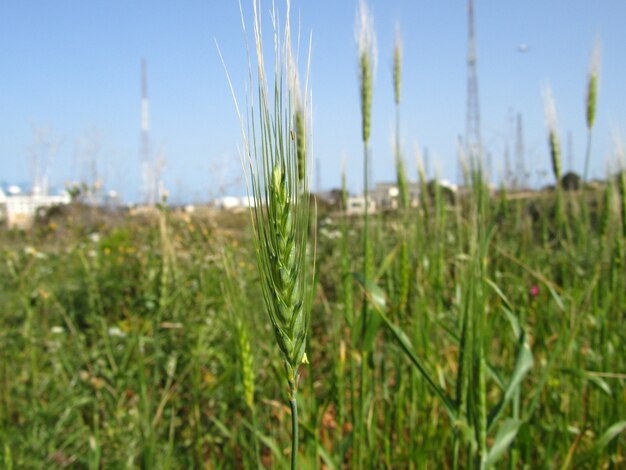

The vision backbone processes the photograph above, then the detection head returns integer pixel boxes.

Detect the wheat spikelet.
[586,41,601,131]
[220,249,256,410]
[584,40,601,182]
[239,326,255,410]
[396,157,409,211]
[262,163,311,382]
[393,24,402,106]
[392,26,409,212]
[229,2,314,467]
[543,86,562,183]
[224,0,314,403]
[549,131,562,183]
[295,108,306,187]
[356,0,376,145]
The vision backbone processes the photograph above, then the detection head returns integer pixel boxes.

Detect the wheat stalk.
[357,0,376,147]
[393,25,409,212]
[543,85,562,184]
[355,2,376,464]
[223,2,315,467]
[391,25,409,316]
[393,24,402,108]
[617,144,626,240]
[543,85,565,231]
[220,249,261,466]
[584,40,601,182]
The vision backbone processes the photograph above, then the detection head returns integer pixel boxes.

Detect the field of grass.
[0,182,624,469]
[2,1,626,468]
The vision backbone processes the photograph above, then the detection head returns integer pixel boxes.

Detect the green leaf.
[484,277,513,312]
[299,418,339,470]
[242,419,289,468]
[352,272,387,311]
[559,368,612,396]
[592,420,626,453]
[362,308,382,353]
[438,319,506,391]
[546,283,565,312]
[501,306,522,340]
[352,273,385,352]
[488,332,533,430]
[373,241,401,282]
[484,418,523,468]
[364,295,457,419]
[210,416,233,439]
[484,277,524,339]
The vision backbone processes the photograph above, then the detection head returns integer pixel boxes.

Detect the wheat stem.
[289,392,298,470]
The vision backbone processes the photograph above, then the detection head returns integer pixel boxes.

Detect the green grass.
[1,2,625,468]
[0,183,624,468]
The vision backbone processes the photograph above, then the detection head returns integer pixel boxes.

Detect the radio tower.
[465,0,483,178]
[140,59,153,205]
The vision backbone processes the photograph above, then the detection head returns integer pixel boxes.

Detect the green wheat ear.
[357,0,376,146]
[222,0,315,397]
[586,72,598,130]
[584,40,601,182]
[393,24,402,106]
[586,41,601,131]
[543,85,562,183]
[227,1,315,467]
[549,129,562,183]
[295,108,306,188]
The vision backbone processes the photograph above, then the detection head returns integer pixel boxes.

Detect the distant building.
[213,195,255,211]
[0,186,70,229]
[368,182,420,211]
[346,196,376,215]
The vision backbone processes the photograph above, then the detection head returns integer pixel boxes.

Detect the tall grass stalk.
[583,41,600,183]
[224,1,315,467]
[544,85,565,233]
[392,25,410,316]
[356,0,376,295]
[356,1,376,465]
[620,169,626,239]
[393,25,408,214]
[617,138,626,239]
[221,249,261,468]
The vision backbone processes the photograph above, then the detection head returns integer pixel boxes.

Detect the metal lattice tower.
[465,0,482,176]
[140,59,153,205]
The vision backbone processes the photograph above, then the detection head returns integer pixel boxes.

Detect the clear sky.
[1,1,626,203]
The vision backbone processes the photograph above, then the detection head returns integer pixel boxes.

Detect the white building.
[214,195,256,210]
[346,196,376,215]
[369,182,421,211]
[1,188,70,229]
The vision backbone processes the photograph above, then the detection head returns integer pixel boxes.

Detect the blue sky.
[1,1,625,203]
